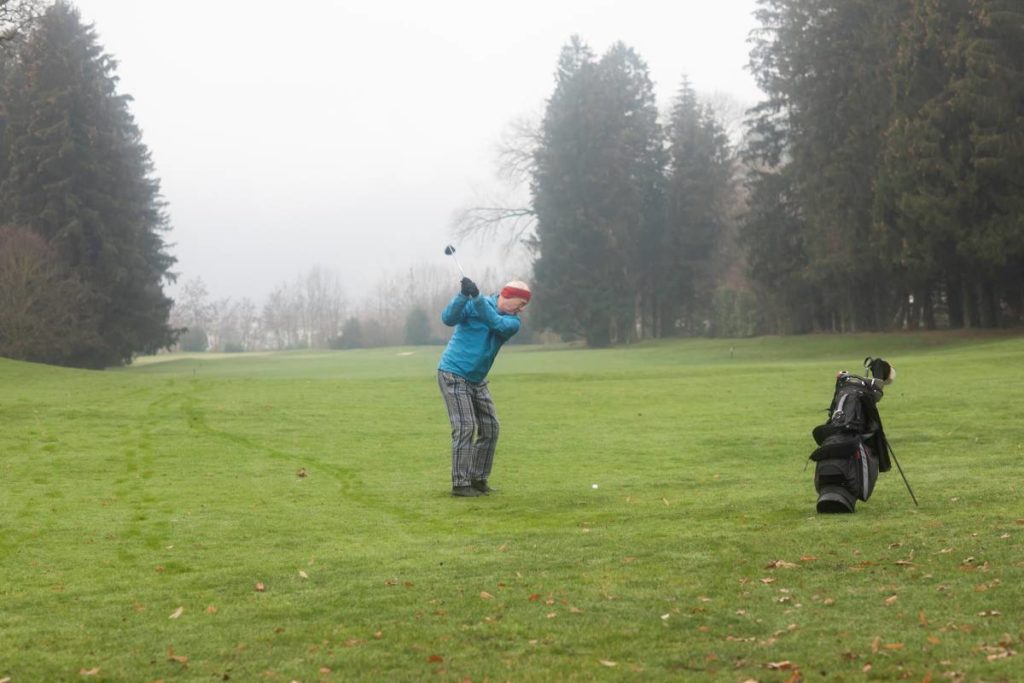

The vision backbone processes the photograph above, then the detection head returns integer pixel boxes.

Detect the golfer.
[438,278,531,497]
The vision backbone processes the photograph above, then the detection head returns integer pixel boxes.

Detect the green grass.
[1,331,1023,682]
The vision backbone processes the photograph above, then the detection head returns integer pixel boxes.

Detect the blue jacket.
[438,293,521,383]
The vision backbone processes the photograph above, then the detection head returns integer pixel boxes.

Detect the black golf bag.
[809,358,895,513]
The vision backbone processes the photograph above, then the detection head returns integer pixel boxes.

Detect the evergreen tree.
[531,37,664,346]
[664,78,733,335]
[0,2,175,366]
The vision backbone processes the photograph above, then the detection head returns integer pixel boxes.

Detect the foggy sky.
[70,0,764,304]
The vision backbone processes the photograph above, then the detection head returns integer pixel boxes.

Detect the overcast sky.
[71,0,764,304]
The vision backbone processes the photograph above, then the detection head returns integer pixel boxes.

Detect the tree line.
[523,1,1023,343]
[3,1,1022,367]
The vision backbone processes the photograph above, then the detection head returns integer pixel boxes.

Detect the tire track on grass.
[179,382,427,525]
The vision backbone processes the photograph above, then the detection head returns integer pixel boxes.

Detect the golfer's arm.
[475,299,520,339]
[441,294,471,326]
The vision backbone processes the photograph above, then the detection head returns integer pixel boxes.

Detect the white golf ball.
[591,483,599,489]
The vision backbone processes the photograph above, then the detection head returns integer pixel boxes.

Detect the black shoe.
[471,480,494,494]
[451,485,484,497]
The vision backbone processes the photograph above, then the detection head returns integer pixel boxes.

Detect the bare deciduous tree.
[0,225,97,362]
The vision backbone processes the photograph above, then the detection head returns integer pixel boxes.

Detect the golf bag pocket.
[812,441,879,513]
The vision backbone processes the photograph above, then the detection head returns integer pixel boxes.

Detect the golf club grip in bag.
[809,371,893,513]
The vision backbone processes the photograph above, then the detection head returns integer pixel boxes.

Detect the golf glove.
[461,277,479,298]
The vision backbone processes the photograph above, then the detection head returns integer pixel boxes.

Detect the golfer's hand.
[460,277,479,298]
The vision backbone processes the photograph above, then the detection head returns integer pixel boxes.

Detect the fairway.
[2,332,1023,682]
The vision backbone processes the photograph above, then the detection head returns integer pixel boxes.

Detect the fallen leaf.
[767,660,793,670]
[255,582,266,592]
[978,610,1001,617]
[206,605,218,614]
[570,606,583,613]
[404,581,414,588]
[373,631,383,639]
[884,642,904,650]
[384,578,397,586]
[343,638,362,647]
[799,555,818,562]
[132,602,145,612]
[546,612,557,618]
[919,610,928,626]
[823,598,835,606]
[765,560,798,569]
[169,606,184,619]
[79,668,100,676]
[166,647,188,665]
[296,468,308,478]
[759,577,775,584]
[871,636,881,653]
[928,636,941,645]
[662,497,670,506]
[598,660,617,667]
[298,570,309,579]
[884,595,898,605]
[427,655,444,663]
[528,594,541,601]
[480,591,494,599]
[319,667,331,674]
[498,543,509,552]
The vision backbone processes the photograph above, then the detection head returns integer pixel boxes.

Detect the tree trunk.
[946,275,964,329]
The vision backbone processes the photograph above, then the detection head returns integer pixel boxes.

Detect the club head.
[444,244,456,256]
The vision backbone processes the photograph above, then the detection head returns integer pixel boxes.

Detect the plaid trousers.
[438,370,500,487]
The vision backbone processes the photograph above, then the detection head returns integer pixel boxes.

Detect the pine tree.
[0,2,175,366]
[664,78,733,335]
[531,37,664,346]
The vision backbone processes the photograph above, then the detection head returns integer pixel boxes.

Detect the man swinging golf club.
[437,273,531,497]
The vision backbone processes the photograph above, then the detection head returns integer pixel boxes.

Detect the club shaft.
[890,450,918,506]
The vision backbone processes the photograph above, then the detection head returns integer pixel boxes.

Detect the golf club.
[444,244,466,278]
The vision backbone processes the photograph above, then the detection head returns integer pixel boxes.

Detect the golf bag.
[809,358,895,513]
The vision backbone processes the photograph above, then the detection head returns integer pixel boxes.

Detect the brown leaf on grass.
[132,601,145,612]
[662,497,670,506]
[598,660,617,667]
[919,610,928,626]
[871,636,881,653]
[884,594,898,605]
[528,593,541,601]
[498,543,509,552]
[927,636,941,645]
[255,582,266,592]
[765,560,798,569]
[883,642,904,650]
[166,647,188,665]
[296,468,308,478]
[767,660,793,670]
[319,667,331,674]
[344,638,362,647]
[206,605,218,614]
[546,612,557,619]
[1,677,11,683]
[298,570,309,579]
[79,668,100,676]
[800,555,818,562]
[373,630,383,639]
[384,578,398,586]
[570,606,583,613]
[480,591,494,600]
[759,577,775,584]
[427,655,444,663]
[978,610,1001,617]
[169,606,184,619]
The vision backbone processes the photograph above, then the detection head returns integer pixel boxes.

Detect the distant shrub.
[178,327,209,352]
[223,342,245,353]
